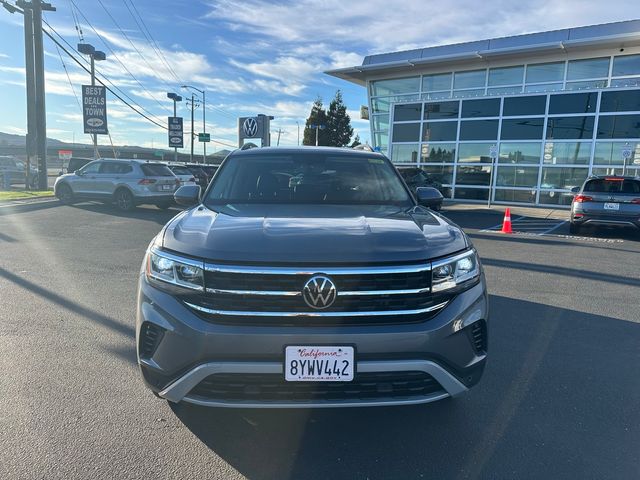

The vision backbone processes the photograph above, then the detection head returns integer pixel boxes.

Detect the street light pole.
[296,121,300,146]
[190,93,194,163]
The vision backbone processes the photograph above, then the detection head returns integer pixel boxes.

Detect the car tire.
[56,183,74,204]
[569,222,581,235]
[114,188,135,211]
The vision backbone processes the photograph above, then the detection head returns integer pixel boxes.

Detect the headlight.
[146,248,204,291]
[432,250,480,293]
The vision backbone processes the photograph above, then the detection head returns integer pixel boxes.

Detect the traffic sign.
[154,151,164,158]
[489,145,498,159]
[198,132,210,143]
[622,146,632,159]
[82,85,108,135]
[168,117,184,148]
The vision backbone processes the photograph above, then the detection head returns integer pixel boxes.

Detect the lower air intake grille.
[188,371,443,402]
[139,322,165,358]
[470,320,487,354]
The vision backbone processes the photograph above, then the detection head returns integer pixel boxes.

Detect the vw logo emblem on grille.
[242,117,258,137]
[302,275,337,309]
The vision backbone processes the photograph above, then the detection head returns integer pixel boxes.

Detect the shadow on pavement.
[482,257,640,288]
[0,231,17,242]
[0,265,134,339]
[0,199,60,216]
[70,202,181,224]
[169,295,640,480]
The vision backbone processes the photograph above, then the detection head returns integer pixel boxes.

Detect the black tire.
[114,188,135,211]
[569,222,580,235]
[56,183,74,204]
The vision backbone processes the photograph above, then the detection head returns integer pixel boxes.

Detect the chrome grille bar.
[205,287,431,296]
[205,263,431,275]
[184,301,449,318]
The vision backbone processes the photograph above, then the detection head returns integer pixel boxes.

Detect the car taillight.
[631,198,640,205]
[573,194,592,203]
[138,178,157,185]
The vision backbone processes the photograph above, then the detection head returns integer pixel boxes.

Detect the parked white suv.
[54,159,180,211]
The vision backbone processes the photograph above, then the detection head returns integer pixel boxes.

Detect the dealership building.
[327,20,640,205]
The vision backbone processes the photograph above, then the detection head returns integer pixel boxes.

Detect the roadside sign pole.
[90,55,98,160]
[173,101,177,162]
[622,144,632,176]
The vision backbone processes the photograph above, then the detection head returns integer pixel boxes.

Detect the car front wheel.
[56,183,74,204]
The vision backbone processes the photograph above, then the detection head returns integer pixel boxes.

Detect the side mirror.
[416,186,444,209]
[570,186,580,193]
[75,170,83,176]
[174,185,201,207]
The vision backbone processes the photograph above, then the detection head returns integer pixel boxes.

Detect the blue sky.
[0,0,636,153]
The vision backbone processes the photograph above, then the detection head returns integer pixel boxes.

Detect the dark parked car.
[184,164,209,188]
[570,175,640,234]
[65,157,93,175]
[200,164,219,179]
[137,147,488,408]
[397,167,445,198]
[0,155,38,188]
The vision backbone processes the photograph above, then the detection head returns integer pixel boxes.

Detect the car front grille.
[187,371,444,402]
[183,261,451,326]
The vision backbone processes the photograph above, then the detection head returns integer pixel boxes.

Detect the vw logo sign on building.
[242,117,258,137]
[302,275,337,309]
[238,114,273,147]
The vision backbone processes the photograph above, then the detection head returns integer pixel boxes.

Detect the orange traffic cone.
[501,208,513,234]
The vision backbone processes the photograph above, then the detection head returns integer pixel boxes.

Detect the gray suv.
[570,175,640,234]
[136,147,488,408]
[54,159,179,211]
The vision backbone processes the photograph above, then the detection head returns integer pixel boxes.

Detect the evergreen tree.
[326,90,354,147]
[303,97,329,146]
[350,134,361,148]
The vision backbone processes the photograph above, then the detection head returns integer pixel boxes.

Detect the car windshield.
[204,153,412,206]
[140,163,174,176]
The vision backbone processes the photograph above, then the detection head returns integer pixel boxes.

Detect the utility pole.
[181,85,205,163]
[189,93,194,163]
[23,5,36,189]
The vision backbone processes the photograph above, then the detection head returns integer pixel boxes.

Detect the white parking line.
[480,216,566,236]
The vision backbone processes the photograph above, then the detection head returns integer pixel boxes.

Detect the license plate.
[604,202,619,210]
[285,346,354,382]
[161,184,172,191]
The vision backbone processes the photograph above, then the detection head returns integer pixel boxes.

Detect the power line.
[124,0,183,85]
[43,18,167,127]
[67,0,83,41]
[121,0,182,86]
[95,0,176,93]
[41,23,168,130]
[68,0,173,115]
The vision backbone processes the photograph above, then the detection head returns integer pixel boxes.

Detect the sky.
[0,0,638,154]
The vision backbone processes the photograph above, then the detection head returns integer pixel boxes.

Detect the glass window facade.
[371,54,640,205]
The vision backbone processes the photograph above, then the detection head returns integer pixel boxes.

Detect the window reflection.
[421,143,456,163]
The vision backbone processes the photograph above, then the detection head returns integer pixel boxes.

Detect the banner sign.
[82,85,108,134]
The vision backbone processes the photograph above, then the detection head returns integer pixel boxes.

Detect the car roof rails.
[352,144,374,152]
[240,142,259,150]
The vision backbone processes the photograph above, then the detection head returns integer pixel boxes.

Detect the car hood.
[162,204,468,264]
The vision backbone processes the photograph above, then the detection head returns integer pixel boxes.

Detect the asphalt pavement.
[0,201,639,480]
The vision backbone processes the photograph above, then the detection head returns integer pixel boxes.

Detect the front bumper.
[136,275,488,408]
